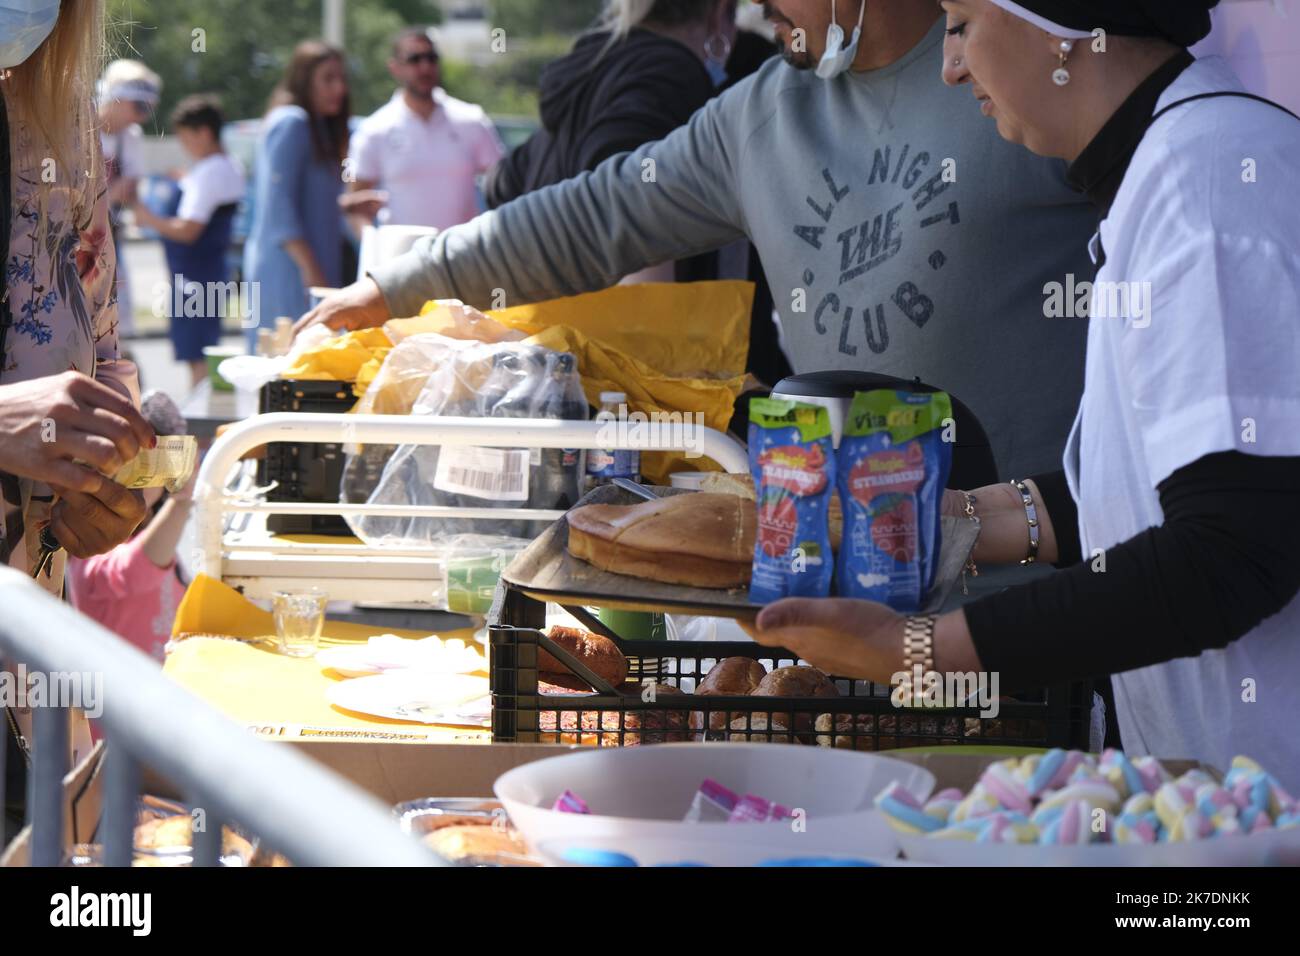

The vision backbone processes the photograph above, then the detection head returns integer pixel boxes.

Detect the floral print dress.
[2,89,141,769]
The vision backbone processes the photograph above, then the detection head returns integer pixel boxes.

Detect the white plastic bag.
[346,340,588,547]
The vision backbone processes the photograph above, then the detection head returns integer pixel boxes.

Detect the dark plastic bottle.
[531,352,588,533]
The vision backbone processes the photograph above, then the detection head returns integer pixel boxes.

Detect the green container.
[203,346,242,392]
[445,555,505,616]
[597,608,666,641]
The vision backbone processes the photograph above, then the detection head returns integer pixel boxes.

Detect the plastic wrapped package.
[346,340,590,548]
[340,334,476,506]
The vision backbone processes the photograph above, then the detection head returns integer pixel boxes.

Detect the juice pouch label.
[747,398,835,603]
[836,390,953,611]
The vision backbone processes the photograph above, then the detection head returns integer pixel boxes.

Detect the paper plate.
[897,826,1300,866]
[326,673,490,726]
[316,634,483,678]
[494,743,935,862]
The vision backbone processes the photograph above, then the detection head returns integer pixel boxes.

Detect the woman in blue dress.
[242,40,351,349]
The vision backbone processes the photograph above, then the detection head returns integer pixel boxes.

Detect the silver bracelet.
[1010,479,1040,564]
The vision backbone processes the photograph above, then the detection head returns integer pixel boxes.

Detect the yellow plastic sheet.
[487,281,752,379]
[281,327,393,398]
[390,283,753,481]
[166,575,488,741]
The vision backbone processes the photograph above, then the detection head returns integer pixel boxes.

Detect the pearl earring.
[1053,40,1074,86]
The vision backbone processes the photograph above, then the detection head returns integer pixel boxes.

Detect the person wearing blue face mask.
[0,0,60,69]
[302,0,1098,496]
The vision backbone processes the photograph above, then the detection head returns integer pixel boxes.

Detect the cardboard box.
[284,739,576,804]
[1,740,105,867]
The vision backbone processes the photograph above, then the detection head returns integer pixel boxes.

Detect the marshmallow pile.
[875,751,1299,846]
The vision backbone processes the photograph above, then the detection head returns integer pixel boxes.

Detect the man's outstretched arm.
[298,92,749,331]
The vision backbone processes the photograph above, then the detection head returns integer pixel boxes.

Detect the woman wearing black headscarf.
[746,0,1300,785]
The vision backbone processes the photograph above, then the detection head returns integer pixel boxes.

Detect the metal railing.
[0,566,435,867]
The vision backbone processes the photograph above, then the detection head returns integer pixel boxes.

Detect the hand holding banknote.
[47,436,198,559]
[0,371,156,492]
[49,479,148,559]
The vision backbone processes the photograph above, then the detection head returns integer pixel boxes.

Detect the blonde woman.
[2,0,154,838]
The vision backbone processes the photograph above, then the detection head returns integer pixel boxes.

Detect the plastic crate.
[489,586,1091,750]
[257,379,356,536]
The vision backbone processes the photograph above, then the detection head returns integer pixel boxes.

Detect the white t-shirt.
[348,88,505,231]
[1063,56,1300,788]
[177,152,246,225]
[102,122,145,182]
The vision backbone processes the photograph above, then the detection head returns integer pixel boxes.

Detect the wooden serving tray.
[499,484,978,619]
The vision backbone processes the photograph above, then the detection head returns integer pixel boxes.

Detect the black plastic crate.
[257,379,357,536]
[489,586,1092,750]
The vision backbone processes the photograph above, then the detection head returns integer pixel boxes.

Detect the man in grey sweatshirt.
[299,0,1095,479]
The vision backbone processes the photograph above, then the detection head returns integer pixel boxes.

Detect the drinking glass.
[273,588,327,657]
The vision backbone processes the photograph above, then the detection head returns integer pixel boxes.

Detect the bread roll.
[694,657,768,733]
[566,493,754,589]
[697,657,767,696]
[815,713,962,750]
[727,713,794,744]
[537,625,628,687]
[538,683,688,746]
[753,665,839,698]
[750,665,839,739]
[539,674,597,694]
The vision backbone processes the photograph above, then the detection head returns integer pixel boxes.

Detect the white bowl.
[494,743,935,863]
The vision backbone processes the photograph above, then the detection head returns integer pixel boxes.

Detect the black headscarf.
[993,0,1221,48]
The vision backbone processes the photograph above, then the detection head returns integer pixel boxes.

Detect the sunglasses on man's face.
[403,51,439,66]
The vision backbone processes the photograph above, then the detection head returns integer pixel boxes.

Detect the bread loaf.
[566,493,754,588]
[537,625,628,687]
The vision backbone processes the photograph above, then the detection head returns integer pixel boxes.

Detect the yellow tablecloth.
[165,575,490,743]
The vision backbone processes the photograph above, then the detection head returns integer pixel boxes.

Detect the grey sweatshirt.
[372,19,1096,478]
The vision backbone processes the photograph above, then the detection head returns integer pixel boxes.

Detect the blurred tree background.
[107,0,604,122]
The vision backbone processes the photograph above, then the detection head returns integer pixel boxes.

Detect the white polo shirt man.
[349,88,506,231]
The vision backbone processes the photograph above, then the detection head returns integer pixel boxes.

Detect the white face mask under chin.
[815,0,867,80]
[0,0,62,70]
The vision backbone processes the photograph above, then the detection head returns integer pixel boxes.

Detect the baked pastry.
[753,665,839,699]
[539,674,599,694]
[538,683,688,746]
[566,493,754,588]
[751,665,840,739]
[697,472,756,500]
[815,713,962,750]
[699,473,842,551]
[697,657,767,696]
[133,815,256,862]
[727,713,794,744]
[538,625,628,687]
[694,657,768,732]
[423,825,529,864]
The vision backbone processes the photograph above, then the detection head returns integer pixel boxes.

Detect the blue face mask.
[0,0,61,70]
[815,0,867,80]
[705,56,729,88]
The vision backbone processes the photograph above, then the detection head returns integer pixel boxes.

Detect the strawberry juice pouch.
[836,390,953,611]
[747,398,835,603]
